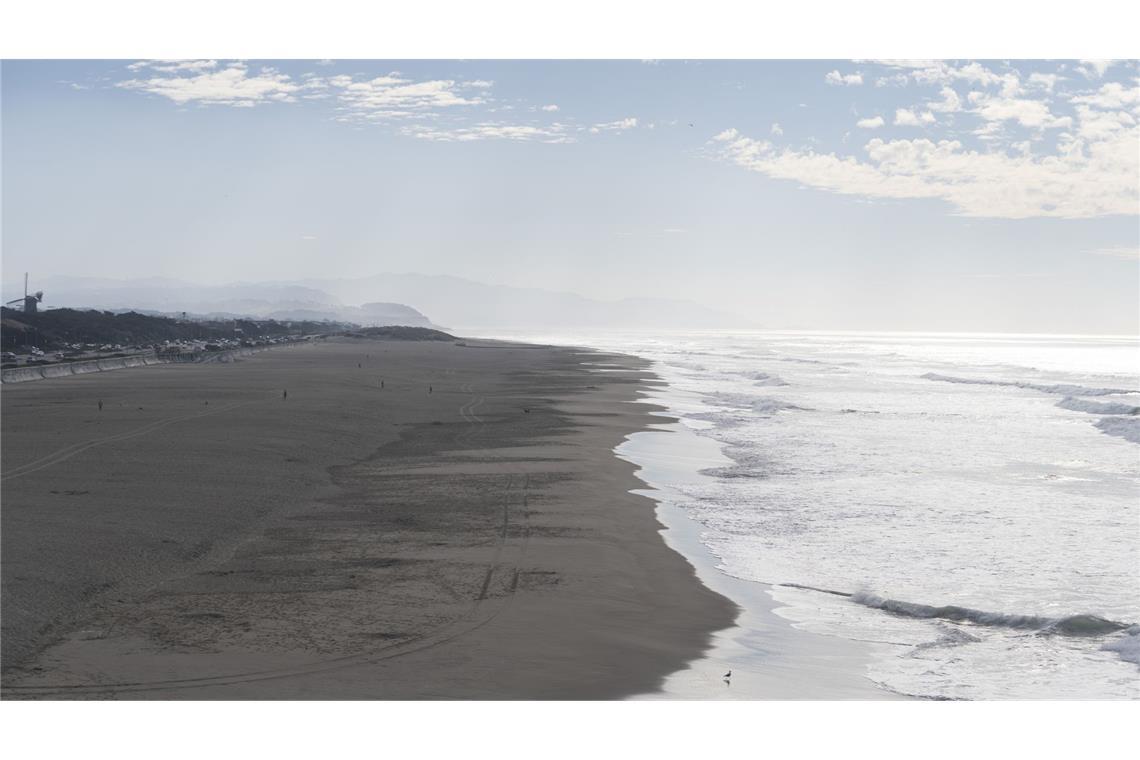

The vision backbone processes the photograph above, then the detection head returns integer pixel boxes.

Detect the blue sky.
[2,59,1137,332]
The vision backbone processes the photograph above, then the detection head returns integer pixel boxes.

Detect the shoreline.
[617,412,902,699]
[2,336,735,698]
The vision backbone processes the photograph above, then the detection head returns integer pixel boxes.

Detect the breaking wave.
[1056,396,1140,415]
[1101,625,1140,666]
[740,371,789,387]
[751,399,806,414]
[1094,417,1140,444]
[706,391,808,415]
[850,591,1130,636]
[921,373,1136,398]
[911,624,982,653]
[776,584,1132,637]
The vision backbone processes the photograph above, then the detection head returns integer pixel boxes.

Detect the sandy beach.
[1,336,736,699]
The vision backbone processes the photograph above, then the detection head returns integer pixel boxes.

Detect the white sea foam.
[922,372,1137,397]
[740,371,789,386]
[487,329,1140,699]
[705,391,807,415]
[645,332,1138,698]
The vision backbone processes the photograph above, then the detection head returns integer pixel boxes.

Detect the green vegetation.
[339,326,456,341]
[1,307,348,350]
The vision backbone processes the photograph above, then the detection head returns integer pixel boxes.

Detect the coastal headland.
[1,336,736,699]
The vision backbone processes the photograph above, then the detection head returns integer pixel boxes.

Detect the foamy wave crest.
[706,392,807,415]
[1101,625,1140,666]
[741,371,788,387]
[1094,417,1140,444]
[850,591,1130,636]
[666,360,709,373]
[752,399,805,414]
[1056,397,1140,415]
[911,624,982,653]
[775,356,857,366]
[921,373,1136,398]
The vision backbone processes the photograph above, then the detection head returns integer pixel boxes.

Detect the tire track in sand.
[4,382,534,698]
[2,401,254,483]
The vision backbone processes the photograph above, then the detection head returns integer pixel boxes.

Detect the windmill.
[5,273,43,314]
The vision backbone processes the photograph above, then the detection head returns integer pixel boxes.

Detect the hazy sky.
[2,59,1138,333]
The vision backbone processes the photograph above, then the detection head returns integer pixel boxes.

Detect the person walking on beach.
[429,385,432,394]
[98,400,103,411]
[283,389,288,400]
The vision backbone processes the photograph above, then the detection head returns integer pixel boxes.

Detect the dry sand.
[1,337,736,699]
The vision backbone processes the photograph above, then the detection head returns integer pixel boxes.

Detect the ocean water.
[488,329,1140,699]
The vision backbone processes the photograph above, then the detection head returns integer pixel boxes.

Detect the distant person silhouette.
[283,389,288,400]
[98,400,103,411]
[429,385,432,394]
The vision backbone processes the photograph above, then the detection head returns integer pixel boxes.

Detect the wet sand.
[1,337,736,699]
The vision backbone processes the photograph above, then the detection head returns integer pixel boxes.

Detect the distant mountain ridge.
[1,276,436,328]
[3,273,748,330]
[293,273,746,329]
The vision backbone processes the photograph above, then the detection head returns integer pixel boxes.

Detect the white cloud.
[118,62,298,106]
[874,72,911,88]
[1027,72,1059,91]
[956,62,1004,87]
[114,62,584,147]
[710,124,1139,220]
[970,93,1072,129]
[588,117,638,134]
[770,122,783,136]
[1085,245,1139,259]
[1074,105,1136,142]
[127,60,218,74]
[928,86,962,113]
[1071,81,1140,110]
[402,122,574,143]
[316,59,335,67]
[1077,60,1116,79]
[825,70,864,86]
[894,108,935,126]
[324,73,487,121]
[870,60,1019,93]
[119,63,501,120]
[713,60,1140,220]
